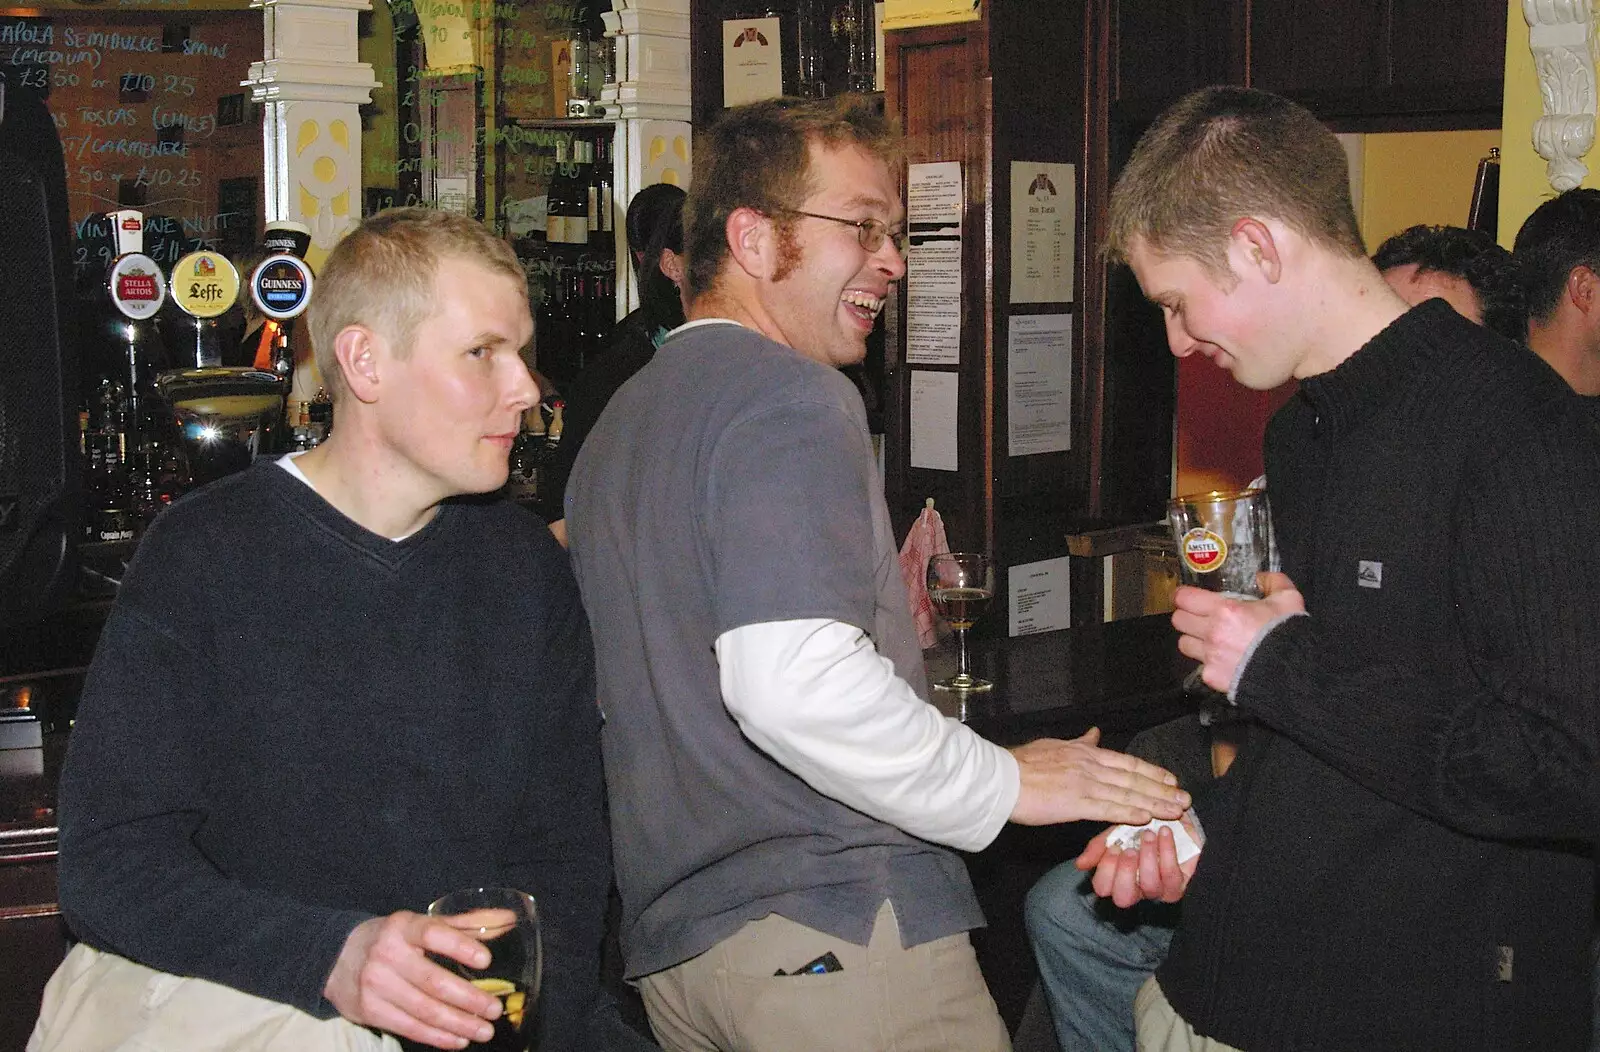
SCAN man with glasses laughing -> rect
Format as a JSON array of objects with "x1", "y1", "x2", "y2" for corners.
[{"x1": 564, "y1": 95, "x2": 1191, "y2": 1052}]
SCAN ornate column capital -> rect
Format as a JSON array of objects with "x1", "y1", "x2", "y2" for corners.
[
  {"x1": 602, "y1": 0, "x2": 691, "y2": 123},
  {"x1": 1524, "y1": 0, "x2": 1598, "y2": 192},
  {"x1": 244, "y1": 0, "x2": 380, "y2": 248}
]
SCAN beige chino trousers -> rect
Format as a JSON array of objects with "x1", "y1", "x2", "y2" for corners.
[
  {"x1": 638, "y1": 899, "x2": 1011, "y2": 1052},
  {"x1": 28, "y1": 944, "x2": 401, "y2": 1052},
  {"x1": 1134, "y1": 976, "x2": 1248, "y2": 1052}
]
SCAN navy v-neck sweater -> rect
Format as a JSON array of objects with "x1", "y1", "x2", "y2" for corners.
[{"x1": 56, "y1": 461, "x2": 610, "y2": 1050}]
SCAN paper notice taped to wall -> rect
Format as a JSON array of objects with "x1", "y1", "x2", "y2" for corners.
[{"x1": 882, "y1": 0, "x2": 981, "y2": 31}]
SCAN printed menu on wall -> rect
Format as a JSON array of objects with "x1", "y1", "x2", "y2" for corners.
[
  {"x1": 1009, "y1": 160, "x2": 1074, "y2": 304},
  {"x1": 722, "y1": 17, "x2": 783, "y2": 107},
  {"x1": 905, "y1": 161, "x2": 963, "y2": 365}
]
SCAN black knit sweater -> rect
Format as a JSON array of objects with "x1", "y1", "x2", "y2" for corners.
[
  {"x1": 1157, "y1": 301, "x2": 1600, "y2": 1051},
  {"x1": 57, "y1": 461, "x2": 613, "y2": 1051}
]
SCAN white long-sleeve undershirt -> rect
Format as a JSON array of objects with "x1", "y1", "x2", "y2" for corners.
[{"x1": 715, "y1": 618, "x2": 1020, "y2": 853}]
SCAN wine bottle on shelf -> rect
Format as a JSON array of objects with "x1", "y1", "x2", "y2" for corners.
[
  {"x1": 545, "y1": 140, "x2": 567, "y2": 245},
  {"x1": 506, "y1": 405, "x2": 544, "y2": 509},
  {"x1": 582, "y1": 140, "x2": 600, "y2": 236},
  {"x1": 572, "y1": 274, "x2": 593, "y2": 373},
  {"x1": 566, "y1": 139, "x2": 590, "y2": 246},
  {"x1": 596, "y1": 137, "x2": 615, "y2": 234}
]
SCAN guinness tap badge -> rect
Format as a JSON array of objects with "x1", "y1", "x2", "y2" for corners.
[
  {"x1": 250, "y1": 254, "x2": 315, "y2": 321},
  {"x1": 171, "y1": 250, "x2": 240, "y2": 319}
]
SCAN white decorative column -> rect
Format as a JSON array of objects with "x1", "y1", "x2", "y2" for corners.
[
  {"x1": 1524, "y1": 0, "x2": 1598, "y2": 192},
  {"x1": 245, "y1": 0, "x2": 381, "y2": 256},
  {"x1": 601, "y1": 0, "x2": 692, "y2": 312}
]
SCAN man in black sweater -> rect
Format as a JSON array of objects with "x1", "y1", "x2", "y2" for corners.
[
  {"x1": 31, "y1": 209, "x2": 647, "y2": 1052},
  {"x1": 1081, "y1": 87, "x2": 1600, "y2": 1050}
]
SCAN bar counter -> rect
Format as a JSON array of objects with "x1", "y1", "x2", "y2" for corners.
[{"x1": 0, "y1": 611, "x2": 1195, "y2": 1044}]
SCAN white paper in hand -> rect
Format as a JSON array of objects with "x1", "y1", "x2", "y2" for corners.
[{"x1": 1104, "y1": 807, "x2": 1205, "y2": 865}]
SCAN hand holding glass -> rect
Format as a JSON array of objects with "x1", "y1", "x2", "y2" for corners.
[
  {"x1": 1167, "y1": 488, "x2": 1274, "y2": 695},
  {"x1": 427, "y1": 887, "x2": 542, "y2": 1052},
  {"x1": 927, "y1": 551, "x2": 994, "y2": 693}
]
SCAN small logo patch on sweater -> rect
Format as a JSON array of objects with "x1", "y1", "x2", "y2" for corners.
[{"x1": 1357, "y1": 560, "x2": 1382, "y2": 589}]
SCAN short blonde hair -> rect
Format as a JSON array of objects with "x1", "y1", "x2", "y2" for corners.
[
  {"x1": 307, "y1": 208, "x2": 526, "y2": 398},
  {"x1": 1107, "y1": 86, "x2": 1364, "y2": 278}
]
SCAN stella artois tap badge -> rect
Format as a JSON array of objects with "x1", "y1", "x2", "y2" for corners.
[
  {"x1": 1180, "y1": 527, "x2": 1228, "y2": 574},
  {"x1": 107, "y1": 252, "x2": 167, "y2": 321},
  {"x1": 171, "y1": 250, "x2": 241, "y2": 319}
]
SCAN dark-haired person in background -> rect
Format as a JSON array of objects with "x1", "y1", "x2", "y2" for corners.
[
  {"x1": 545, "y1": 183, "x2": 687, "y2": 543},
  {"x1": 1514, "y1": 188, "x2": 1600, "y2": 405},
  {"x1": 1372, "y1": 223, "x2": 1526, "y2": 341}
]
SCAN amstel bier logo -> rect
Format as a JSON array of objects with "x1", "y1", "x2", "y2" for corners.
[{"x1": 1180, "y1": 527, "x2": 1227, "y2": 574}]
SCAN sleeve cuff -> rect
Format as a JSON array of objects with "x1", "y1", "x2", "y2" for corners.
[{"x1": 1227, "y1": 610, "x2": 1309, "y2": 702}]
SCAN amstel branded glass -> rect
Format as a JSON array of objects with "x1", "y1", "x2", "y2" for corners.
[{"x1": 1166, "y1": 488, "x2": 1272, "y2": 599}]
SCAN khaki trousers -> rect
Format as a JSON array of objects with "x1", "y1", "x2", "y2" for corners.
[
  {"x1": 638, "y1": 900, "x2": 1011, "y2": 1052},
  {"x1": 28, "y1": 944, "x2": 400, "y2": 1052},
  {"x1": 1135, "y1": 976, "x2": 1247, "y2": 1052}
]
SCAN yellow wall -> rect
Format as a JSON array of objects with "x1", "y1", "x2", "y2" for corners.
[
  {"x1": 1498, "y1": 3, "x2": 1596, "y2": 248},
  {"x1": 1355, "y1": 130, "x2": 1502, "y2": 250}
]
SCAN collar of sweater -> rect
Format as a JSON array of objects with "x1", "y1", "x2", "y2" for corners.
[
  {"x1": 1293, "y1": 299, "x2": 1466, "y2": 434},
  {"x1": 256, "y1": 458, "x2": 462, "y2": 568}
]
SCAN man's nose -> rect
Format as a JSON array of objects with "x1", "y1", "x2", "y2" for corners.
[
  {"x1": 875, "y1": 238, "x2": 907, "y2": 281},
  {"x1": 509, "y1": 359, "x2": 539, "y2": 410},
  {"x1": 1165, "y1": 315, "x2": 1197, "y2": 358}
]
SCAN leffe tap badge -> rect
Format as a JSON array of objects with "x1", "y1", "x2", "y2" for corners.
[
  {"x1": 107, "y1": 252, "x2": 167, "y2": 321},
  {"x1": 171, "y1": 250, "x2": 240, "y2": 319},
  {"x1": 249, "y1": 254, "x2": 315, "y2": 321}
]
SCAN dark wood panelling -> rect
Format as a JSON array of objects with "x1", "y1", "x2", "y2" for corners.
[
  {"x1": 1249, "y1": 0, "x2": 1387, "y2": 97},
  {"x1": 883, "y1": 20, "x2": 990, "y2": 556}
]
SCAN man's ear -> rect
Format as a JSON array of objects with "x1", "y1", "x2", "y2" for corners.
[
  {"x1": 1566, "y1": 265, "x2": 1600, "y2": 317},
  {"x1": 725, "y1": 207, "x2": 775, "y2": 280},
  {"x1": 334, "y1": 325, "x2": 382, "y2": 405},
  {"x1": 658, "y1": 247, "x2": 686, "y2": 287},
  {"x1": 1231, "y1": 217, "x2": 1282, "y2": 283}
]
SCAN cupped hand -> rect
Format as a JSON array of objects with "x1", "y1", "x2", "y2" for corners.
[{"x1": 1075, "y1": 825, "x2": 1198, "y2": 908}]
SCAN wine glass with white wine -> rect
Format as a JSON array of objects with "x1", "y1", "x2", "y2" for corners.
[
  {"x1": 426, "y1": 887, "x2": 542, "y2": 1052},
  {"x1": 927, "y1": 551, "x2": 995, "y2": 693}
]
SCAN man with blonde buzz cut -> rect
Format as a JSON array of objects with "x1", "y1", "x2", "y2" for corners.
[
  {"x1": 32, "y1": 208, "x2": 648, "y2": 1052},
  {"x1": 1079, "y1": 86, "x2": 1600, "y2": 1051}
]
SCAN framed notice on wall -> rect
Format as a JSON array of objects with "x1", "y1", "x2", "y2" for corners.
[{"x1": 723, "y1": 17, "x2": 783, "y2": 107}]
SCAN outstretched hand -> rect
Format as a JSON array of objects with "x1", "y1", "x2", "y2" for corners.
[
  {"x1": 324, "y1": 911, "x2": 503, "y2": 1050},
  {"x1": 1007, "y1": 727, "x2": 1191, "y2": 827}
]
